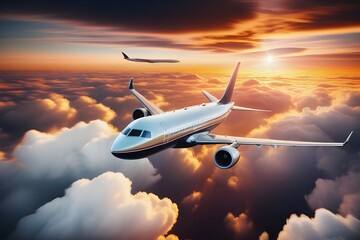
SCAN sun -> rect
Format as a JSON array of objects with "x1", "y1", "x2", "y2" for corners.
[{"x1": 266, "y1": 55, "x2": 274, "y2": 64}]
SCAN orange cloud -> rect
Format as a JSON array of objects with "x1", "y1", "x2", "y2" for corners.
[{"x1": 225, "y1": 212, "x2": 254, "y2": 236}]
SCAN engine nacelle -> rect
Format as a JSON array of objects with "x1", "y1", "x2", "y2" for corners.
[
  {"x1": 214, "y1": 146, "x2": 240, "y2": 169},
  {"x1": 132, "y1": 108, "x2": 150, "y2": 120}
]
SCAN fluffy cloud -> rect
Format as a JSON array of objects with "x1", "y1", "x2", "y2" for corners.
[
  {"x1": 296, "y1": 88, "x2": 332, "y2": 111},
  {"x1": 14, "y1": 120, "x2": 159, "y2": 188},
  {"x1": 0, "y1": 120, "x2": 160, "y2": 239},
  {"x1": 72, "y1": 96, "x2": 116, "y2": 122},
  {"x1": 277, "y1": 208, "x2": 360, "y2": 240},
  {"x1": 11, "y1": 172, "x2": 178, "y2": 240}
]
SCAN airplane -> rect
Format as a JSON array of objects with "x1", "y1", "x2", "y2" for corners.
[
  {"x1": 122, "y1": 52, "x2": 180, "y2": 63},
  {"x1": 111, "y1": 63, "x2": 353, "y2": 169}
]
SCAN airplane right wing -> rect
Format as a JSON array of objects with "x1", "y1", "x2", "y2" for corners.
[
  {"x1": 128, "y1": 78, "x2": 164, "y2": 115},
  {"x1": 189, "y1": 131, "x2": 353, "y2": 148}
]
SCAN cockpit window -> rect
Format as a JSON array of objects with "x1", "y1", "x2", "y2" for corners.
[
  {"x1": 128, "y1": 129, "x2": 142, "y2": 137},
  {"x1": 141, "y1": 130, "x2": 152, "y2": 138},
  {"x1": 122, "y1": 127, "x2": 131, "y2": 136}
]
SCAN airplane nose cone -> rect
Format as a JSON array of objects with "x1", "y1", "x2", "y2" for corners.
[
  {"x1": 111, "y1": 134, "x2": 128, "y2": 153},
  {"x1": 111, "y1": 134, "x2": 146, "y2": 153},
  {"x1": 111, "y1": 133, "x2": 150, "y2": 160}
]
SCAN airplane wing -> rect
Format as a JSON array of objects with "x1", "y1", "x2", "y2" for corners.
[
  {"x1": 189, "y1": 131, "x2": 353, "y2": 147},
  {"x1": 128, "y1": 78, "x2": 164, "y2": 115}
]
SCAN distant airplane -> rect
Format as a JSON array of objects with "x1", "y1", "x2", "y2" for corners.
[
  {"x1": 122, "y1": 52, "x2": 180, "y2": 63},
  {"x1": 111, "y1": 63, "x2": 353, "y2": 169}
]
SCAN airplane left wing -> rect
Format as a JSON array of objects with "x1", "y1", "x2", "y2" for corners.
[
  {"x1": 189, "y1": 131, "x2": 353, "y2": 147},
  {"x1": 128, "y1": 78, "x2": 164, "y2": 115}
]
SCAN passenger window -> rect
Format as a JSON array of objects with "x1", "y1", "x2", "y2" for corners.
[
  {"x1": 141, "y1": 130, "x2": 152, "y2": 138},
  {"x1": 128, "y1": 129, "x2": 142, "y2": 137},
  {"x1": 122, "y1": 127, "x2": 131, "y2": 136}
]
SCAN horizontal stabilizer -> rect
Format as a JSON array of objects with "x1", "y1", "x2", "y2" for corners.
[
  {"x1": 232, "y1": 105, "x2": 271, "y2": 112},
  {"x1": 201, "y1": 90, "x2": 219, "y2": 102}
]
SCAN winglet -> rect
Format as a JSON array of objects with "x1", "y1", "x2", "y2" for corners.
[
  {"x1": 122, "y1": 52, "x2": 129, "y2": 59},
  {"x1": 129, "y1": 78, "x2": 134, "y2": 90},
  {"x1": 219, "y1": 62, "x2": 241, "y2": 104},
  {"x1": 344, "y1": 131, "x2": 353, "y2": 145}
]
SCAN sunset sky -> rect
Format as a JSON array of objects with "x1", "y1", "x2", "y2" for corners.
[
  {"x1": 0, "y1": 0, "x2": 359, "y2": 74},
  {"x1": 1, "y1": 1, "x2": 360, "y2": 240}
]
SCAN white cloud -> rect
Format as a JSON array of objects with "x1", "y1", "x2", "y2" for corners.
[
  {"x1": 0, "y1": 120, "x2": 160, "y2": 238},
  {"x1": 14, "y1": 120, "x2": 160, "y2": 189},
  {"x1": 11, "y1": 172, "x2": 178, "y2": 240},
  {"x1": 277, "y1": 208, "x2": 360, "y2": 240}
]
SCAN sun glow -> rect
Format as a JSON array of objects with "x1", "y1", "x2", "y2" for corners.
[{"x1": 266, "y1": 55, "x2": 274, "y2": 64}]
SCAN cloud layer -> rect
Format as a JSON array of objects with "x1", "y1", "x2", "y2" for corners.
[{"x1": 1, "y1": 71, "x2": 359, "y2": 240}]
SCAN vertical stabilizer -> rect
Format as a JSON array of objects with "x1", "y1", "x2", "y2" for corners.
[
  {"x1": 219, "y1": 62, "x2": 240, "y2": 104},
  {"x1": 122, "y1": 52, "x2": 129, "y2": 59}
]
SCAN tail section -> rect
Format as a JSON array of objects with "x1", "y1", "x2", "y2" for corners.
[
  {"x1": 122, "y1": 52, "x2": 129, "y2": 59},
  {"x1": 219, "y1": 62, "x2": 240, "y2": 104}
]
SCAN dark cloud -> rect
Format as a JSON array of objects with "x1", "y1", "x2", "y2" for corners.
[
  {"x1": 10, "y1": 172, "x2": 177, "y2": 240},
  {"x1": 346, "y1": 93, "x2": 360, "y2": 107},
  {"x1": 68, "y1": 37, "x2": 203, "y2": 51},
  {"x1": 200, "y1": 30, "x2": 257, "y2": 41},
  {"x1": 284, "y1": 1, "x2": 360, "y2": 31},
  {"x1": 306, "y1": 171, "x2": 360, "y2": 218},
  {"x1": 260, "y1": 1, "x2": 360, "y2": 33},
  {"x1": 0, "y1": 0, "x2": 257, "y2": 33}
]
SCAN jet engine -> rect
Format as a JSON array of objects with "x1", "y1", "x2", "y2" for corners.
[
  {"x1": 214, "y1": 146, "x2": 240, "y2": 169},
  {"x1": 132, "y1": 108, "x2": 150, "y2": 120}
]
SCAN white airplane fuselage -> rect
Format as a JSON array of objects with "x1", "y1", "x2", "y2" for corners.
[{"x1": 111, "y1": 102, "x2": 232, "y2": 159}]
